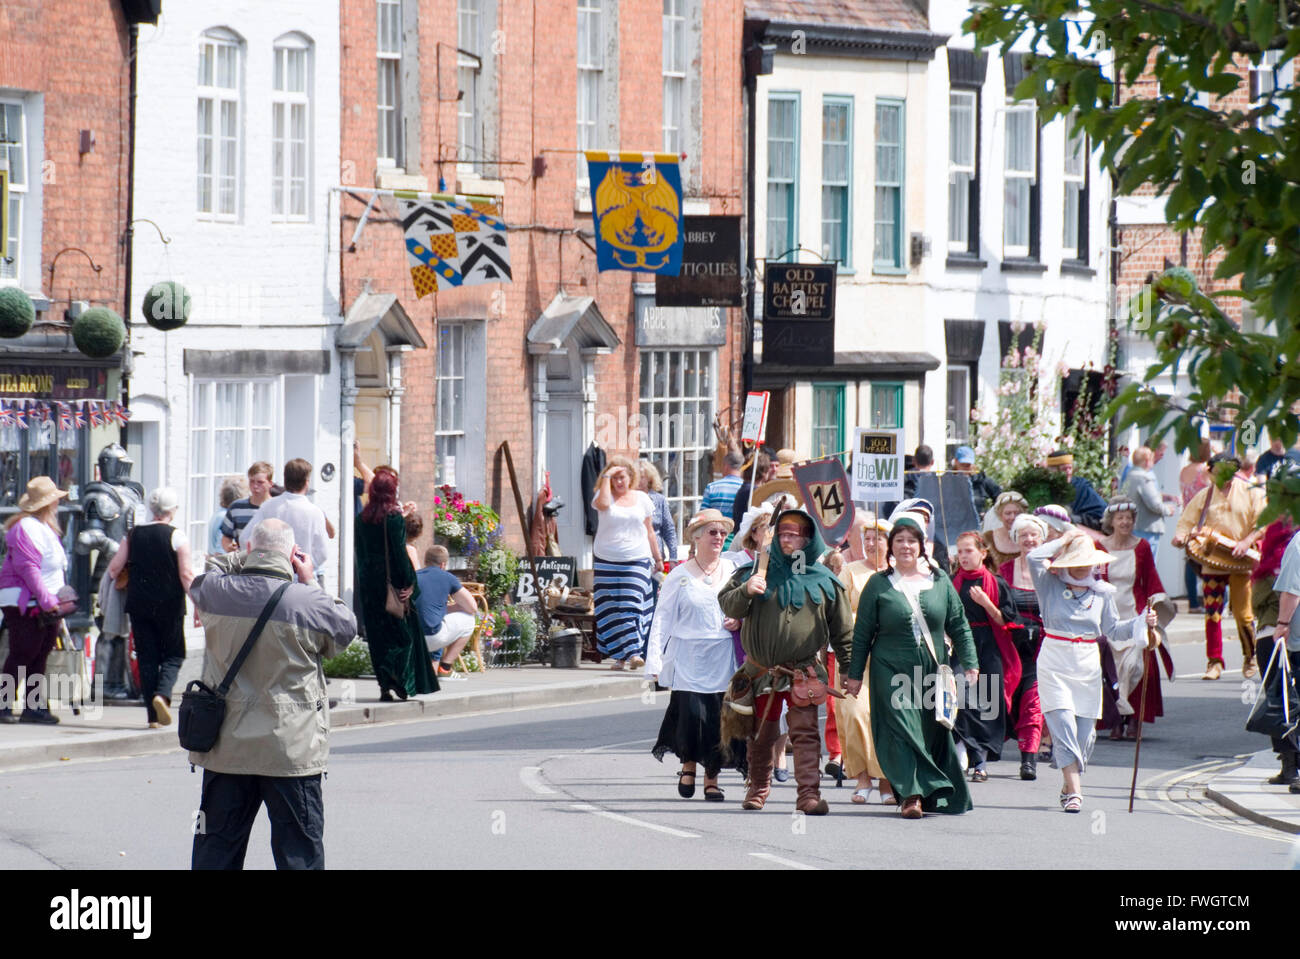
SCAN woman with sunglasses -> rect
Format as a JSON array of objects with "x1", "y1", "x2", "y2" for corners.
[{"x1": 646, "y1": 510, "x2": 743, "y2": 801}]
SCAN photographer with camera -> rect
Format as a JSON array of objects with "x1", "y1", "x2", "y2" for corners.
[{"x1": 188, "y1": 519, "x2": 356, "y2": 870}]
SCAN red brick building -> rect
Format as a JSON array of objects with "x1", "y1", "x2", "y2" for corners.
[
  {"x1": 339, "y1": 0, "x2": 746, "y2": 560},
  {"x1": 0, "y1": 0, "x2": 158, "y2": 605}
]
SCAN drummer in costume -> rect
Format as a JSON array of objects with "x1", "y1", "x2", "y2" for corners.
[
  {"x1": 1171, "y1": 452, "x2": 1265, "y2": 680},
  {"x1": 1026, "y1": 527, "x2": 1159, "y2": 813},
  {"x1": 718, "y1": 509, "x2": 854, "y2": 815}
]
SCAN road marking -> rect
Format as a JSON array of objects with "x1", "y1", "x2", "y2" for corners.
[
  {"x1": 519, "y1": 766, "x2": 557, "y2": 795},
  {"x1": 1140, "y1": 757, "x2": 1292, "y2": 845},
  {"x1": 749, "y1": 852, "x2": 818, "y2": 870},
  {"x1": 580, "y1": 738, "x2": 657, "y2": 753},
  {"x1": 570, "y1": 803, "x2": 699, "y2": 838}
]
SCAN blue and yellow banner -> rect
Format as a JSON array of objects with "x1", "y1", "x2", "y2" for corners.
[{"x1": 584, "y1": 151, "x2": 684, "y2": 274}]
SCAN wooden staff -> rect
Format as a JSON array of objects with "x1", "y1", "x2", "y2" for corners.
[{"x1": 1128, "y1": 606, "x2": 1157, "y2": 813}]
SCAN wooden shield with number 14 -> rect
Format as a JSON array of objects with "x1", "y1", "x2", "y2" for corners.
[{"x1": 792, "y1": 458, "x2": 856, "y2": 548}]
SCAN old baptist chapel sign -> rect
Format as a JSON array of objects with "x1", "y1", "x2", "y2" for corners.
[{"x1": 761, "y1": 263, "x2": 837, "y2": 366}]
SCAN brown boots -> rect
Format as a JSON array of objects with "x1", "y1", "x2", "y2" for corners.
[
  {"x1": 788, "y1": 703, "x2": 829, "y2": 815},
  {"x1": 742, "y1": 709, "x2": 779, "y2": 810}
]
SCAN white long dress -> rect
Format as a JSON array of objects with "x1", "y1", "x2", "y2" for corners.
[{"x1": 1027, "y1": 539, "x2": 1145, "y2": 719}]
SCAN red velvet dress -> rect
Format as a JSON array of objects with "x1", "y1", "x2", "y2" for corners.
[{"x1": 1098, "y1": 538, "x2": 1176, "y2": 726}]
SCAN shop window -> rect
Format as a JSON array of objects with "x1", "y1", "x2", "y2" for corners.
[
  {"x1": 871, "y1": 382, "x2": 903, "y2": 429},
  {"x1": 639, "y1": 348, "x2": 716, "y2": 553},
  {"x1": 189, "y1": 379, "x2": 279, "y2": 564},
  {"x1": 812, "y1": 384, "x2": 844, "y2": 463}
]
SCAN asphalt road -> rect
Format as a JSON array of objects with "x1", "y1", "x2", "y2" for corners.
[{"x1": 0, "y1": 634, "x2": 1293, "y2": 870}]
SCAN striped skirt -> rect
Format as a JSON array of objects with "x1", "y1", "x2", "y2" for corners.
[{"x1": 593, "y1": 555, "x2": 655, "y2": 661}]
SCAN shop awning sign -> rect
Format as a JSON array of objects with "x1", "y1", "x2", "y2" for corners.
[
  {"x1": 792, "y1": 457, "x2": 856, "y2": 547},
  {"x1": 0, "y1": 366, "x2": 110, "y2": 400}
]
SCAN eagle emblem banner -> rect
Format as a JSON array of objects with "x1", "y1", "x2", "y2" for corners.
[
  {"x1": 584, "y1": 152, "x2": 684, "y2": 274},
  {"x1": 399, "y1": 195, "x2": 512, "y2": 298}
]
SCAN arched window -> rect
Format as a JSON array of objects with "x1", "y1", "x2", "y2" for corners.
[
  {"x1": 197, "y1": 28, "x2": 244, "y2": 218},
  {"x1": 272, "y1": 32, "x2": 313, "y2": 220}
]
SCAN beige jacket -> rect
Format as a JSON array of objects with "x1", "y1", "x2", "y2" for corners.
[
  {"x1": 188, "y1": 549, "x2": 357, "y2": 776},
  {"x1": 1175, "y1": 479, "x2": 1264, "y2": 544}
]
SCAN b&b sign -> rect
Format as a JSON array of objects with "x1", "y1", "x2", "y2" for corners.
[
  {"x1": 851, "y1": 428, "x2": 905, "y2": 502},
  {"x1": 513, "y1": 556, "x2": 579, "y2": 604}
]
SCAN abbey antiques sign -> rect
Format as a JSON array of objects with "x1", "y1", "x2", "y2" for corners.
[{"x1": 654, "y1": 216, "x2": 743, "y2": 307}]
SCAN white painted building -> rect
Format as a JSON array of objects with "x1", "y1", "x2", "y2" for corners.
[
  {"x1": 745, "y1": 0, "x2": 1113, "y2": 474},
  {"x1": 924, "y1": 0, "x2": 1112, "y2": 467},
  {"x1": 128, "y1": 2, "x2": 343, "y2": 591}
]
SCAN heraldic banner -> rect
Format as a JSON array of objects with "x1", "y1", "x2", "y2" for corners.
[
  {"x1": 400, "y1": 194, "x2": 513, "y2": 298},
  {"x1": 583, "y1": 152, "x2": 684, "y2": 274}
]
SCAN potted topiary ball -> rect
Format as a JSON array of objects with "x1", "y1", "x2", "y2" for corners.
[
  {"x1": 72, "y1": 307, "x2": 127, "y2": 358},
  {"x1": 0, "y1": 287, "x2": 36, "y2": 338},
  {"x1": 141, "y1": 280, "x2": 191, "y2": 331}
]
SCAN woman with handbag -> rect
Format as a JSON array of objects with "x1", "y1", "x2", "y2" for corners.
[
  {"x1": 0, "y1": 477, "x2": 72, "y2": 724},
  {"x1": 646, "y1": 510, "x2": 744, "y2": 801},
  {"x1": 844, "y1": 514, "x2": 979, "y2": 819},
  {"x1": 355, "y1": 468, "x2": 438, "y2": 701},
  {"x1": 106, "y1": 487, "x2": 195, "y2": 728},
  {"x1": 1026, "y1": 527, "x2": 1159, "y2": 813}
]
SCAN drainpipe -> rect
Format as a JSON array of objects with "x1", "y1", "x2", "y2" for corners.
[
  {"x1": 339, "y1": 348, "x2": 358, "y2": 606},
  {"x1": 742, "y1": 27, "x2": 774, "y2": 395},
  {"x1": 120, "y1": 21, "x2": 139, "y2": 446}
]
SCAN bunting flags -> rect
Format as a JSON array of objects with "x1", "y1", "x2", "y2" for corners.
[
  {"x1": 584, "y1": 151, "x2": 684, "y2": 274},
  {"x1": 400, "y1": 195, "x2": 512, "y2": 299},
  {"x1": 0, "y1": 399, "x2": 130, "y2": 431}
]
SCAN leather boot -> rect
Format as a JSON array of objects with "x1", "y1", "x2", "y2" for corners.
[
  {"x1": 1241, "y1": 624, "x2": 1259, "y2": 680},
  {"x1": 787, "y1": 703, "x2": 829, "y2": 815},
  {"x1": 743, "y1": 710, "x2": 781, "y2": 810},
  {"x1": 1019, "y1": 750, "x2": 1037, "y2": 781},
  {"x1": 1269, "y1": 751, "x2": 1299, "y2": 786}
]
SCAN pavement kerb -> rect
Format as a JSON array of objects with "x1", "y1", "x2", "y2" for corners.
[
  {"x1": 0, "y1": 674, "x2": 648, "y2": 773},
  {"x1": 1204, "y1": 749, "x2": 1300, "y2": 836}
]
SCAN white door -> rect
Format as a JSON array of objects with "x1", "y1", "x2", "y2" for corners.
[{"x1": 545, "y1": 396, "x2": 585, "y2": 559}]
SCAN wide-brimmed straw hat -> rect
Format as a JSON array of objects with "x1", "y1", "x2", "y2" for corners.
[
  {"x1": 17, "y1": 476, "x2": 69, "y2": 513},
  {"x1": 686, "y1": 508, "x2": 734, "y2": 540},
  {"x1": 736, "y1": 502, "x2": 775, "y2": 546},
  {"x1": 1048, "y1": 535, "x2": 1117, "y2": 569}
]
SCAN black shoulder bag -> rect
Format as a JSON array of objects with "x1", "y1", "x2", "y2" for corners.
[{"x1": 178, "y1": 581, "x2": 292, "y2": 752}]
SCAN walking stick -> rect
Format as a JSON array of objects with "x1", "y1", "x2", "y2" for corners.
[{"x1": 1128, "y1": 606, "x2": 1157, "y2": 813}]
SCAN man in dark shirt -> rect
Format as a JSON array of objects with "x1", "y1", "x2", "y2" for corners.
[
  {"x1": 1046, "y1": 450, "x2": 1107, "y2": 529},
  {"x1": 414, "y1": 545, "x2": 480, "y2": 679},
  {"x1": 1255, "y1": 439, "x2": 1300, "y2": 483}
]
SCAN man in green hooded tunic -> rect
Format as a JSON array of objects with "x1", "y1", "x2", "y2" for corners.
[{"x1": 719, "y1": 509, "x2": 854, "y2": 814}]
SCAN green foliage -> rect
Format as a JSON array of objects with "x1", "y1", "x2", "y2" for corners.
[
  {"x1": 475, "y1": 546, "x2": 520, "y2": 602},
  {"x1": 323, "y1": 639, "x2": 372, "y2": 678},
  {"x1": 499, "y1": 603, "x2": 538, "y2": 653},
  {"x1": 1008, "y1": 466, "x2": 1076, "y2": 511},
  {"x1": 72, "y1": 307, "x2": 126, "y2": 358},
  {"x1": 968, "y1": 0, "x2": 1300, "y2": 523},
  {"x1": 0, "y1": 287, "x2": 35, "y2": 338},
  {"x1": 970, "y1": 323, "x2": 1060, "y2": 487},
  {"x1": 142, "y1": 281, "x2": 191, "y2": 331}
]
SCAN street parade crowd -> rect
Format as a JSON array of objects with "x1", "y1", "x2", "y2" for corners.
[{"x1": 609, "y1": 442, "x2": 1300, "y2": 819}]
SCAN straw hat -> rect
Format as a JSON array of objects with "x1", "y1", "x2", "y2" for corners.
[
  {"x1": 17, "y1": 476, "x2": 68, "y2": 513},
  {"x1": 685, "y1": 508, "x2": 734, "y2": 540},
  {"x1": 735, "y1": 502, "x2": 775, "y2": 546},
  {"x1": 1048, "y1": 535, "x2": 1117, "y2": 569}
]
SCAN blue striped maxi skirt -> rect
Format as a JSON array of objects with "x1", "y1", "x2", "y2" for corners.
[{"x1": 593, "y1": 555, "x2": 655, "y2": 661}]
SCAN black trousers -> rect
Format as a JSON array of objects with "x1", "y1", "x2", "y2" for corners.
[
  {"x1": 130, "y1": 610, "x2": 184, "y2": 723},
  {"x1": 192, "y1": 770, "x2": 324, "y2": 870}
]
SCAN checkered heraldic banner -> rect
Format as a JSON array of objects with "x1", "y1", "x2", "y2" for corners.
[{"x1": 400, "y1": 196, "x2": 513, "y2": 298}]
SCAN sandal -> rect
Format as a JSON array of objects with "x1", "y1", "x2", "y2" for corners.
[
  {"x1": 703, "y1": 784, "x2": 725, "y2": 802},
  {"x1": 610, "y1": 660, "x2": 625, "y2": 671},
  {"x1": 677, "y1": 770, "x2": 696, "y2": 799},
  {"x1": 1062, "y1": 792, "x2": 1082, "y2": 813},
  {"x1": 879, "y1": 791, "x2": 897, "y2": 806},
  {"x1": 851, "y1": 787, "x2": 875, "y2": 805},
  {"x1": 970, "y1": 767, "x2": 988, "y2": 783}
]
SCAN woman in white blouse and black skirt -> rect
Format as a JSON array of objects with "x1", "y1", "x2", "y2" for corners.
[{"x1": 646, "y1": 510, "x2": 744, "y2": 801}]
